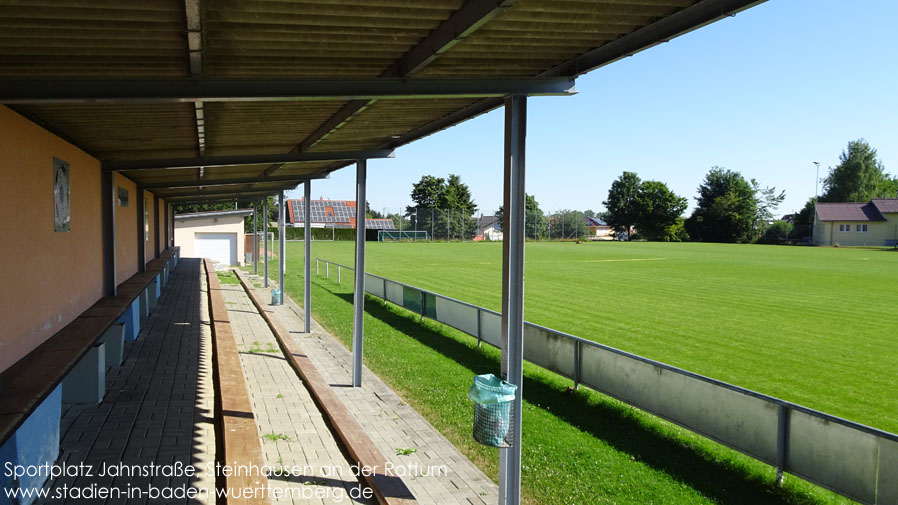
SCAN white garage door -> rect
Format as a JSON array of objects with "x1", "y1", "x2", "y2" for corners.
[{"x1": 194, "y1": 233, "x2": 237, "y2": 266}]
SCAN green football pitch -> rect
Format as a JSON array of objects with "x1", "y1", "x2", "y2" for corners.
[
  {"x1": 256, "y1": 240, "x2": 896, "y2": 504},
  {"x1": 291, "y1": 240, "x2": 897, "y2": 434}
]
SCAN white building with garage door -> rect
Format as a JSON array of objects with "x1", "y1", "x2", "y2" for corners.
[{"x1": 174, "y1": 209, "x2": 252, "y2": 267}]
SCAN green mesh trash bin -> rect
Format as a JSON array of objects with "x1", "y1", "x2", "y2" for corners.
[{"x1": 468, "y1": 374, "x2": 517, "y2": 448}]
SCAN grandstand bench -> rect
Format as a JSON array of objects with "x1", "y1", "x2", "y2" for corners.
[{"x1": 0, "y1": 247, "x2": 179, "y2": 505}]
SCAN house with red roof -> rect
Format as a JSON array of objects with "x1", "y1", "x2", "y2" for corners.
[{"x1": 813, "y1": 199, "x2": 898, "y2": 246}]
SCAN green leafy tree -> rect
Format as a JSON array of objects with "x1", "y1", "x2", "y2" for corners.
[
  {"x1": 603, "y1": 171, "x2": 641, "y2": 240},
  {"x1": 820, "y1": 139, "x2": 892, "y2": 202},
  {"x1": 548, "y1": 210, "x2": 587, "y2": 239},
  {"x1": 876, "y1": 177, "x2": 898, "y2": 199},
  {"x1": 496, "y1": 194, "x2": 547, "y2": 239},
  {"x1": 794, "y1": 197, "x2": 816, "y2": 226},
  {"x1": 366, "y1": 201, "x2": 384, "y2": 219},
  {"x1": 685, "y1": 167, "x2": 757, "y2": 243},
  {"x1": 758, "y1": 220, "x2": 794, "y2": 244},
  {"x1": 631, "y1": 181, "x2": 688, "y2": 241},
  {"x1": 406, "y1": 174, "x2": 478, "y2": 239},
  {"x1": 174, "y1": 196, "x2": 276, "y2": 233},
  {"x1": 752, "y1": 180, "x2": 786, "y2": 224}
]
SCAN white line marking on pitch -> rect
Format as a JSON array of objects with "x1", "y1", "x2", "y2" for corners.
[{"x1": 578, "y1": 257, "x2": 667, "y2": 263}]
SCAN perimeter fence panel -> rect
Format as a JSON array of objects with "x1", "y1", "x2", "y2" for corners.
[
  {"x1": 578, "y1": 342, "x2": 780, "y2": 465},
  {"x1": 879, "y1": 437, "x2": 898, "y2": 504},
  {"x1": 433, "y1": 296, "x2": 479, "y2": 337},
  {"x1": 384, "y1": 279, "x2": 403, "y2": 306},
  {"x1": 786, "y1": 409, "x2": 879, "y2": 503},
  {"x1": 366, "y1": 274, "x2": 385, "y2": 298},
  {"x1": 479, "y1": 310, "x2": 502, "y2": 347},
  {"x1": 315, "y1": 257, "x2": 898, "y2": 505},
  {"x1": 522, "y1": 324, "x2": 577, "y2": 380},
  {"x1": 402, "y1": 285, "x2": 423, "y2": 313}
]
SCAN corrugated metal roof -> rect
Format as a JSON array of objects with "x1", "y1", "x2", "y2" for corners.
[
  {"x1": 872, "y1": 199, "x2": 898, "y2": 214},
  {"x1": 816, "y1": 203, "x2": 885, "y2": 222},
  {"x1": 0, "y1": 0, "x2": 766, "y2": 204}
]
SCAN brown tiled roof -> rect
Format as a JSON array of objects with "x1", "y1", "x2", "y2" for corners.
[
  {"x1": 816, "y1": 202, "x2": 885, "y2": 222},
  {"x1": 872, "y1": 199, "x2": 898, "y2": 214}
]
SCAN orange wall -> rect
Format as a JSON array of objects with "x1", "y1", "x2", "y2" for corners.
[
  {"x1": 0, "y1": 106, "x2": 104, "y2": 374},
  {"x1": 114, "y1": 173, "x2": 138, "y2": 285}
]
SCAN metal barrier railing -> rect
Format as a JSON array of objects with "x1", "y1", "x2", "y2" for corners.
[{"x1": 315, "y1": 258, "x2": 898, "y2": 505}]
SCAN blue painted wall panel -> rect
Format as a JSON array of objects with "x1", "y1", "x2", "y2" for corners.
[
  {"x1": 12, "y1": 385, "x2": 61, "y2": 505},
  {"x1": 117, "y1": 299, "x2": 140, "y2": 341},
  {"x1": 0, "y1": 434, "x2": 17, "y2": 505}
]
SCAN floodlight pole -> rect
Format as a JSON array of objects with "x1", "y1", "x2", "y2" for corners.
[
  {"x1": 253, "y1": 202, "x2": 258, "y2": 275},
  {"x1": 499, "y1": 95, "x2": 526, "y2": 505},
  {"x1": 813, "y1": 161, "x2": 820, "y2": 200},
  {"x1": 277, "y1": 190, "x2": 286, "y2": 304},
  {"x1": 352, "y1": 159, "x2": 367, "y2": 387},
  {"x1": 303, "y1": 181, "x2": 311, "y2": 333}
]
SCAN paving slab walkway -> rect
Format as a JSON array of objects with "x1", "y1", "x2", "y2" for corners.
[
  {"x1": 238, "y1": 272, "x2": 499, "y2": 505},
  {"x1": 36, "y1": 258, "x2": 216, "y2": 505},
  {"x1": 218, "y1": 280, "x2": 374, "y2": 505}
]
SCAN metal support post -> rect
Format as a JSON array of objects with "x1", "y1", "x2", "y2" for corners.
[
  {"x1": 253, "y1": 203, "x2": 258, "y2": 275},
  {"x1": 163, "y1": 201, "x2": 169, "y2": 252},
  {"x1": 776, "y1": 405, "x2": 790, "y2": 485},
  {"x1": 263, "y1": 198, "x2": 269, "y2": 287},
  {"x1": 476, "y1": 310, "x2": 482, "y2": 347},
  {"x1": 278, "y1": 190, "x2": 286, "y2": 305},
  {"x1": 499, "y1": 95, "x2": 526, "y2": 505},
  {"x1": 101, "y1": 172, "x2": 117, "y2": 296},
  {"x1": 352, "y1": 159, "x2": 367, "y2": 387},
  {"x1": 153, "y1": 195, "x2": 160, "y2": 258},
  {"x1": 304, "y1": 181, "x2": 311, "y2": 332},
  {"x1": 137, "y1": 190, "x2": 146, "y2": 272}
]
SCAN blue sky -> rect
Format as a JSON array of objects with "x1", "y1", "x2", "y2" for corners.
[{"x1": 289, "y1": 0, "x2": 898, "y2": 218}]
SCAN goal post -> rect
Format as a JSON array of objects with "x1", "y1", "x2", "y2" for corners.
[{"x1": 377, "y1": 230, "x2": 430, "y2": 242}]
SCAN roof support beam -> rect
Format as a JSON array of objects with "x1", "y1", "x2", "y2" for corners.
[
  {"x1": 185, "y1": 0, "x2": 206, "y2": 157},
  {"x1": 165, "y1": 189, "x2": 283, "y2": 202},
  {"x1": 103, "y1": 149, "x2": 394, "y2": 172},
  {"x1": 542, "y1": 0, "x2": 766, "y2": 77},
  {"x1": 0, "y1": 78, "x2": 575, "y2": 105},
  {"x1": 273, "y1": 0, "x2": 517, "y2": 174},
  {"x1": 316, "y1": 0, "x2": 764, "y2": 177},
  {"x1": 172, "y1": 196, "x2": 274, "y2": 207},
  {"x1": 138, "y1": 173, "x2": 329, "y2": 190},
  {"x1": 384, "y1": 0, "x2": 517, "y2": 77}
]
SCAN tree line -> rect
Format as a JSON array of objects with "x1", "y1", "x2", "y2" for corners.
[
  {"x1": 603, "y1": 139, "x2": 895, "y2": 244},
  {"x1": 174, "y1": 140, "x2": 893, "y2": 244}
]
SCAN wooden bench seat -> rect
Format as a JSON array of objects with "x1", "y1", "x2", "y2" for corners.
[
  {"x1": 204, "y1": 259, "x2": 269, "y2": 505},
  {"x1": 0, "y1": 247, "x2": 179, "y2": 447}
]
